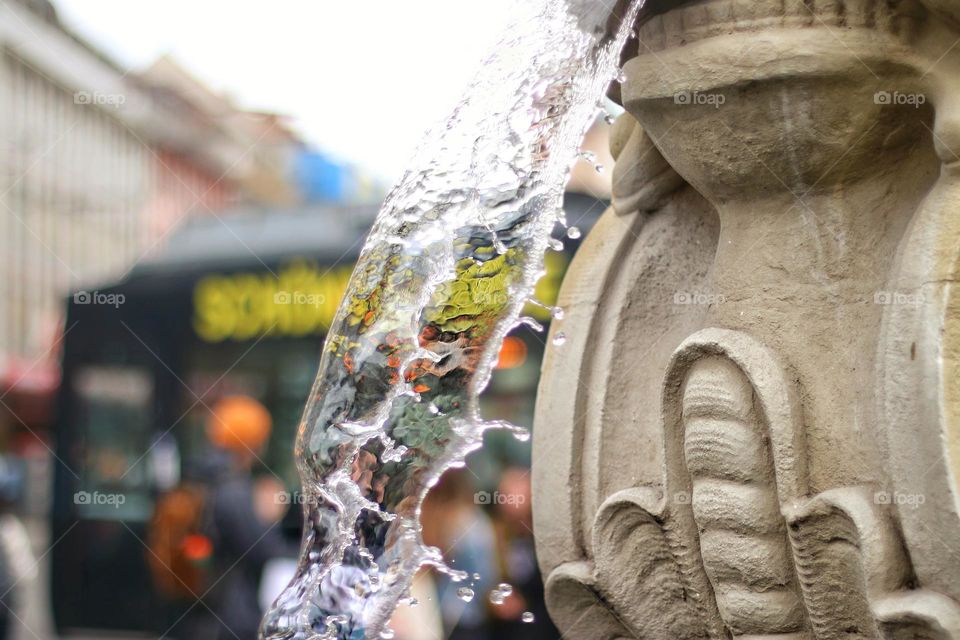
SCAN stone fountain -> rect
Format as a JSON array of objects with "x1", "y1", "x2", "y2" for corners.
[{"x1": 533, "y1": 1, "x2": 960, "y2": 638}]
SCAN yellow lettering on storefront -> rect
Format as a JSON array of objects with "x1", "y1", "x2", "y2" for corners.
[
  {"x1": 193, "y1": 251, "x2": 570, "y2": 343},
  {"x1": 193, "y1": 261, "x2": 354, "y2": 342}
]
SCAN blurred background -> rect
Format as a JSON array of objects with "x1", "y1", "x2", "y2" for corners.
[{"x1": 0, "y1": 1, "x2": 615, "y2": 638}]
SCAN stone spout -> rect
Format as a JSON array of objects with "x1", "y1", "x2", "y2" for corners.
[{"x1": 533, "y1": 1, "x2": 960, "y2": 639}]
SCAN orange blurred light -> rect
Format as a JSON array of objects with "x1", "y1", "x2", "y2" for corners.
[
  {"x1": 496, "y1": 336, "x2": 528, "y2": 370},
  {"x1": 181, "y1": 534, "x2": 214, "y2": 562}
]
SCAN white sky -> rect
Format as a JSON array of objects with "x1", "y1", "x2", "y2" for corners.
[{"x1": 54, "y1": 1, "x2": 521, "y2": 182}]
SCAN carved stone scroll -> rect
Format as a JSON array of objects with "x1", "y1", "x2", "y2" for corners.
[{"x1": 539, "y1": 328, "x2": 960, "y2": 640}]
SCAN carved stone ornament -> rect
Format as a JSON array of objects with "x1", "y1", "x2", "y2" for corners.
[{"x1": 532, "y1": 1, "x2": 960, "y2": 638}]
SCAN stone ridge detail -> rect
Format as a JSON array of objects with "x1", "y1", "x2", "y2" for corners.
[
  {"x1": 682, "y1": 357, "x2": 806, "y2": 637},
  {"x1": 637, "y1": 0, "x2": 923, "y2": 52}
]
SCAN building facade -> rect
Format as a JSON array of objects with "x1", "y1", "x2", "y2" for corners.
[{"x1": 0, "y1": 0, "x2": 302, "y2": 422}]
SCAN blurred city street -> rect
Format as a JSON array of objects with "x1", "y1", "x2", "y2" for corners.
[{"x1": 0, "y1": 0, "x2": 614, "y2": 637}]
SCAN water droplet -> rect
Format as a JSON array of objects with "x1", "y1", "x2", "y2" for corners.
[
  {"x1": 566, "y1": 226, "x2": 581, "y2": 239},
  {"x1": 593, "y1": 163, "x2": 604, "y2": 173},
  {"x1": 578, "y1": 150, "x2": 597, "y2": 163},
  {"x1": 551, "y1": 306, "x2": 564, "y2": 320},
  {"x1": 604, "y1": 113, "x2": 616, "y2": 125},
  {"x1": 408, "y1": 597, "x2": 419, "y2": 607},
  {"x1": 427, "y1": 403, "x2": 440, "y2": 415},
  {"x1": 472, "y1": 572, "x2": 481, "y2": 581},
  {"x1": 552, "y1": 332, "x2": 567, "y2": 346},
  {"x1": 380, "y1": 629, "x2": 395, "y2": 639},
  {"x1": 629, "y1": 29, "x2": 638, "y2": 39},
  {"x1": 548, "y1": 237, "x2": 564, "y2": 251},
  {"x1": 489, "y1": 590, "x2": 506, "y2": 606},
  {"x1": 457, "y1": 587, "x2": 475, "y2": 603},
  {"x1": 522, "y1": 611, "x2": 536, "y2": 623},
  {"x1": 498, "y1": 583, "x2": 514, "y2": 597},
  {"x1": 617, "y1": 70, "x2": 627, "y2": 83}
]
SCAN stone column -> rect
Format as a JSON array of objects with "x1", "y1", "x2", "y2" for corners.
[{"x1": 533, "y1": 2, "x2": 960, "y2": 638}]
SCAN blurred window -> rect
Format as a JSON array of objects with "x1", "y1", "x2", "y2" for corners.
[{"x1": 73, "y1": 366, "x2": 154, "y2": 521}]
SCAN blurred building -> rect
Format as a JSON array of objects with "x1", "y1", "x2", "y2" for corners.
[
  {"x1": 0, "y1": 0, "x2": 332, "y2": 432},
  {"x1": 137, "y1": 55, "x2": 301, "y2": 238}
]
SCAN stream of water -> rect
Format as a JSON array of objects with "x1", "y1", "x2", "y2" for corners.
[{"x1": 260, "y1": 2, "x2": 642, "y2": 638}]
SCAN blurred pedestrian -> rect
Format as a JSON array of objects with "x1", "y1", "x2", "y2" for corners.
[
  {"x1": 0, "y1": 455, "x2": 32, "y2": 640},
  {"x1": 386, "y1": 569, "x2": 443, "y2": 640},
  {"x1": 490, "y1": 466, "x2": 558, "y2": 639},
  {"x1": 148, "y1": 395, "x2": 292, "y2": 640},
  {"x1": 202, "y1": 395, "x2": 293, "y2": 640},
  {"x1": 421, "y1": 467, "x2": 497, "y2": 640}
]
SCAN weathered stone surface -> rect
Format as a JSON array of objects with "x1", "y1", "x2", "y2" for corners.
[{"x1": 534, "y1": 1, "x2": 960, "y2": 638}]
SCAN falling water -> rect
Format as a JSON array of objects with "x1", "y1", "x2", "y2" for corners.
[{"x1": 260, "y1": 1, "x2": 643, "y2": 638}]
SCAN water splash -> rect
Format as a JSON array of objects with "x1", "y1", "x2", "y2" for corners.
[{"x1": 260, "y1": 2, "x2": 642, "y2": 638}]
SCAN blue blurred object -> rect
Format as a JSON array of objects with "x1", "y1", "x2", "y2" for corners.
[
  {"x1": 294, "y1": 150, "x2": 353, "y2": 202},
  {"x1": 0, "y1": 456, "x2": 25, "y2": 507}
]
